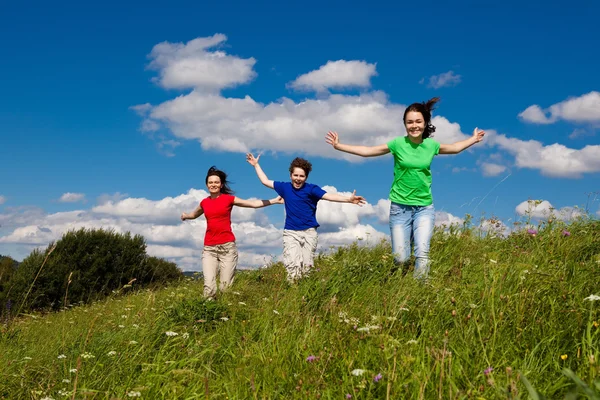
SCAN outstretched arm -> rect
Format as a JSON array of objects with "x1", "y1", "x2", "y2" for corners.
[
  {"x1": 326, "y1": 131, "x2": 390, "y2": 158},
  {"x1": 439, "y1": 128, "x2": 486, "y2": 155},
  {"x1": 234, "y1": 196, "x2": 284, "y2": 208},
  {"x1": 321, "y1": 190, "x2": 366, "y2": 205},
  {"x1": 181, "y1": 204, "x2": 203, "y2": 221},
  {"x1": 246, "y1": 153, "x2": 275, "y2": 189}
]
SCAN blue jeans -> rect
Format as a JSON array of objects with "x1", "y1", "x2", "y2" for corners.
[{"x1": 389, "y1": 202, "x2": 435, "y2": 280}]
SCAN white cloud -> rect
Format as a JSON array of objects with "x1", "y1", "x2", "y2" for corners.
[
  {"x1": 515, "y1": 200, "x2": 584, "y2": 220},
  {"x1": 481, "y1": 162, "x2": 507, "y2": 177},
  {"x1": 97, "y1": 192, "x2": 129, "y2": 205},
  {"x1": 59, "y1": 193, "x2": 86, "y2": 203},
  {"x1": 426, "y1": 71, "x2": 461, "y2": 89},
  {"x1": 318, "y1": 224, "x2": 387, "y2": 249},
  {"x1": 148, "y1": 34, "x2": 257, "y2": 91},
  {"x1": 519, "y1": 91, "x2": 600, "y2": 124},
  {"x1": 0, "y1": 195, "x2": 5, "y2": 205},
  {"x1": 489, "y1": 131, "x2": 600, "y2": 178},
  {"x1": 434, "y1": 211, "x2": 463, "y2": 227},
  {"x1": 288, "y1": 60, "x2": 377, "y2": 92}
]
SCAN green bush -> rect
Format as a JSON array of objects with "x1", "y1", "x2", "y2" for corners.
[{"x1": 1, "y1": 228, "x2": 182, "y2": 316}]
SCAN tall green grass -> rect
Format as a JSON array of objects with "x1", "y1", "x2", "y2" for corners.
[{"x1": 1, "y1": 219, "x2": 599, "y2": 399}]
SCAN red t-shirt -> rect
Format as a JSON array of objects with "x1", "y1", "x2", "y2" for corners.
[{"x1": 200, "y1": 194, "x2": 236, "y2": 246}]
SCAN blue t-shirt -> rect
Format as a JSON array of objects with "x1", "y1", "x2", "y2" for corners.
[{"x1": 273, "y1": 181, "x2": 326, "y2": 230}]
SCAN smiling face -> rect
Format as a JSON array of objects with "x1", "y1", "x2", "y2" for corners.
[
  {"x1": 206, "y1": 175, "x2": 223, "y2": 195},
  {"x1": 404, "y1": 111, "x2": 426, "y2": 141},
  {"x1": 290, "y1": 167, "x2": 307, "y2": 189}
]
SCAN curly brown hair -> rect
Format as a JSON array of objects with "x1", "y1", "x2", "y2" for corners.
[{"x1": 289, "y1": 157, "x2": 312, "y2": 177}]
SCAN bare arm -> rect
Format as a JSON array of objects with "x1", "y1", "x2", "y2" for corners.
[
  {"x1": 326, "y1": 131, "x2": 390, "y2": 157},
  {"x1": 321, "y1": 190, "x2": 366, "y2": 205},
  {"x1": 181, "y1": 204, "x2": 203, "y2": 221},
  {"x1": 234, "y1": 196, "x2": 284, "y2": 208},
  {"x1": 246, "y1": 153, "x2": 275, "y2": 189},
  {"x1": 439, "y1": 128, "x2": 486, "y2": 155}
]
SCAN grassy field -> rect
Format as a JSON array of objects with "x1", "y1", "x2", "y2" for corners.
[{"x1": 1, "y1": 218, "x2": 599, "y2": 399}]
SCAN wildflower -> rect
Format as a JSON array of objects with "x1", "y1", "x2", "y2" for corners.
[
  {"x1": 118, "y1": 325, "x2": 125, "y2": 328},
  {"x1": 484, "y1": 367, "x2": 493, "y2": 376},
  {"x1": 132, "y1": 324, "x2": 139, "y2": 328},
  {"x1": 351, "y1": 369, "x2": 365, "y2": 376},
  {"x1": 593, "y1": 321, "x2": 599, "y2": 328},
  {"x1": 346, "y1": 394, "x2": 352, "y2": 399},
  {"x1": 561, "y1": 354, "x2": 568, "y2": 360},
  {"x1": 69, "y1": 368, "x2": 77, "y2": 373},
  {"x1": 165, "y1": 331, "x2": 179, "y2": 337},
  {"x1": 58, "y1": 390, "x2": 70, "y2": 396},
  {"x1": 233, "y1": 291, "x2": 241, "y2": 295},
  {"x1": 121, "y1": 315, "x2": 128, "y2": 319},
  {"x1": 129, "y1": 341, "x2": 138, "y2": 345},
  {"x1": 57, "y1": 354, "x2": 67, "y2": 359},
  {"x1": 398, "y1": 307, "x2": 409, "y2": 311},
  {"x1": 406, "y1": 339, "x2": 418, "y2": 345},
  {"x1": 127, "y1": 391, "x2": 142, "y2": 397},
  {"x1": 220, "y1": 317, "x2": 229, "y2": 321},
  {"x1": 562, "y1": 230, "x2": 571, "y2": 237},
  {"x1": 238, "y1": 302, "x2": 246, "y2": 306},
  {"x1": 81, "y1": 352, "x2": 95, "y2": 359},
  {"x1": 62, "y1": 379, "x2": 71, "y2": 383},
  {"x1": 306, "y1": 355, "x2": 317, "y2": 362},
  {"x1": 23, "y1": 356, "x2": 32, "y2": 360},
  {"x1": 40, "y1": 397, "x2": 55, "y2": 400},
  {"x1": 584, "y1": 295, "x2": 600, "y2": 302},
  {"x1": 374, "y1": 373, "x2": 383, "y2": 382},
  {"x1": 273, "y1": 310, "x2": 280, "y2": 315},
  {"x1": 107, "y1": 351, "x2": 117, "y2": 356},
  {"x1": 527, "y1": 229, "x2": 537, "y2": 236},
  {"x1": 182, "y1": 333, "x2": 190, "y2": 339},
  {"x1": 489, "y1": 259, "x2": 497, "y2": 264}
]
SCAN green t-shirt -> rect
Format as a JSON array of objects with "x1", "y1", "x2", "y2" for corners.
[{"x1": 387, "y1": 136, "x2": 440, "y2": 206}]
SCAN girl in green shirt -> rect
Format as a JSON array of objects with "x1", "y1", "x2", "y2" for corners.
[{"x1": 325, "y1": 97, "x2": 485, "y2": 280}]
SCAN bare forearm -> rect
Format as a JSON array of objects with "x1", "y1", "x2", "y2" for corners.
[
  {"x1": 253, "y1": 164, "x2": 274, "y2": 188},
  {"x1": 322, "y1": 193, "x2": 352, "y2": 203},
  {"x1": 335, "y1": 143, "x2": 378, "y2": 157},
  {"x1": 235, "y1": 197, "x2": 281, "y2": 208},
  {"x1": 447, "y1": 137, "x2": 478, "y2": 154}
]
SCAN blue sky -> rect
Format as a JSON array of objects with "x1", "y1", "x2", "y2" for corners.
[{"x1": 1, "y1": 0, "x2": 599, "y2": 270}]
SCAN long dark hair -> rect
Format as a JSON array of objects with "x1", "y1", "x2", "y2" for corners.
[
  {"x1": 205, "y1": 166, "x2": 234, "y2": 195},
  {"x1": 403, "y1": 97, "x2": 440, "y2": 139}
]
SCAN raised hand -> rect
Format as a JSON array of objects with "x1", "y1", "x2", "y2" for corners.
[
  {"x1": 325, "y1": 131, "x2": 340, "y2": 148},
  {"x1": 349, "y1": 190, "x2": 366, "y2": 205},
  {"x1": 473, "y1": 127, "x2": 486, "y2": 143},
  {"x1": 246, "y1": 153, "x2": 260, "y2": 166}
]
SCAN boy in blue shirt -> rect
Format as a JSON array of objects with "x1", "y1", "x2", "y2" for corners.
[{"x1": 246, "y1": 154, "x2": 366, "y2": 283}]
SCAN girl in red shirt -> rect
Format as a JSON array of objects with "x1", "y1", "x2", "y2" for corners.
[{"x1": 181, "y1": 166, "x2": 283, "y2": 298}]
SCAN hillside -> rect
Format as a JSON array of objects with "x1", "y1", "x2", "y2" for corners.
[{"x1": 0, "y1": 220, "x2": 599, "y2": 399}]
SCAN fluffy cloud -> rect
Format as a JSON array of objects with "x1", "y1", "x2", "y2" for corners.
[
  {"x1": 481, "y1": 162, "x2": 507, "y2": 177},
  {"x1": 488, "y1": 131, "x2": 600, "y2": 178},
  {"x1": 59, "y1": 193, "x2": 86, "y2": 203},
  {"x1": 147, "y1": 34, "x2": 257, "y2": 91},
  {"x1": 0, "y1": 195, "x2": 5, "y2": 205},
  {"x1": 519, "y1": 91, "x2": 600, "y2": 124},
  {"x1": 515, "y1": 200, "x2": 584, "y2": 220},
  {"x1": 434, "y1": 211, "x2": 463, "y2": 227},
  {"x1": 425, "y1": 71, "x2": 462, "y2": 89},
  {"x1": 288, "y1": 60, "x2": 377, "y2": 92}
]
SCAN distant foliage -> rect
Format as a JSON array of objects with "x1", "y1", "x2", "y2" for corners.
[{"x1": 0, "y1": 228, "x2": 182, "y2": 316}]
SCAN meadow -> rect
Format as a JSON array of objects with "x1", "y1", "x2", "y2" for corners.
[{"x1": 1, "y1": 217, "x2": 599, "y2": 399}]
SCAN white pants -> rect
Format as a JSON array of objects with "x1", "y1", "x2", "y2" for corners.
[
  {"x1": 202, "y1": 241, "x2": 238, "y2": 298},
  {"x1": 282, "y1": 228, "x2": 318, "y2": 282}
]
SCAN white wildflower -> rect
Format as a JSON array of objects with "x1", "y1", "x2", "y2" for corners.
[
  {"x1": 81, "y1": 352, "x2": 95, "y2": 359},
  {"x1": 351, "y1": 369, "x2": 366, "y2": 376},
  {"x1": 132, "y1": 324, "x2": 139, "y2": 328},
  {"x1": 165, "y1": 331, "x2": 179, "y2": 337},
  {"x1": 69, "y1": 368, "x2": 77, "y2": 373},
  {"x1": 387, "y1": 317, "x2": 398, "y2": 321},
  {"x1": 23, "y1": 356, "x2": 32, "y2": 360},
  {"x1": 118, "y1": 325, "x2": 125, "y2": 328},
  {"x1": 398, "y1": 307, "x2": 409, "y2": 311},
  {"x1": 107, "y1": 351, "x2": 117, "y2": 356},
  {"x1": 57, "y1": 354, "x2": 67, "y2": 359},
  {"x1": 584, "y1": 295, "x2": 600, "y2": 302},
  {"x1": 40, "y1": 397, "x2": 54, "y2": 400},
  {"x1": 406, "y1": 339, "x2": 418, "y2": 345},
  {"x1": 357, "y1": 324, "x2": 381, "y2": 333},
  {"x1": 489, "y1": 259, "x2": 497, "y2": 264},
  {"x1": 121, "y1": 315, "x2": 128, "y2": 319},
  {"x1": 220, "y1": 317, "x2": 229, "y2": 321},
  {"x1": 127, "y1": 391, "x2": 142, "y2": 397},
  {"x1": 58, "y1": 389, "x2": 70, "y2": 396},
  {"x1": 238, "y1": 302, "x2": 246, "y2": 306},
  {"x1": 233, "y1": 291, "x2": 241, "y2": 295},
  {"x1": 273, "y1": 310, "x2": 280, "y2": 315},
  {"x1": 62, "y1": 379, "x2": 70, "y2": 383},
  {"x1": 129, "y1": 341, "x2": 138, "y2": 345},
  {"x1": 182, "y1": 333, "x2": 189, "y2": 339}
]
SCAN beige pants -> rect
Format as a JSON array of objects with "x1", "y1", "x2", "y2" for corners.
[
  {"x1": 282, "y1": 228, "x2": 318, "y2": 282},
  {"x1": 202, "y1": 241, "x2": 238, "y2": 298}
]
